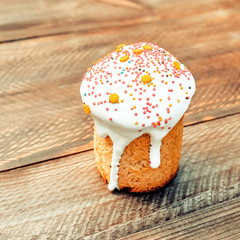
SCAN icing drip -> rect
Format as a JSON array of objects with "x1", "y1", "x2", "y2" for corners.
[
  {"x1": 149, "y1": 137, "x2": 162, "y2": 169},
  {"x1": 80, "y1": 42, "x2": 195, "y2": 191},
  {"x1": 108, "y1": 145, "x2": 123, "y2": 191}
]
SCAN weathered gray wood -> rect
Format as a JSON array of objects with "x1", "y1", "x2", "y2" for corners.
[
  {"x1": 119, "y1": 197, "x2": 240, "y2": 240},
  {"x1": 0, "y1": 114, "x2": 239, "y2": 239},
  {"x1": 1, "y1": 12, "x2": 240, "y2": 171}
]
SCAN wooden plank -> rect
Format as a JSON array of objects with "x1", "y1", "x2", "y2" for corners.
[
  {"x1": 0, "y1": 2, "x2": 239, "y2": 170},
  {"x1": 119, "y1": 197, "x2": 240, "y2": 240},
  {"x1": 0, "y1": 0, "x2": 239, "y2": 42},
  {"x1": 0, "y1": 114, "x2": 239, "y2": 239}
]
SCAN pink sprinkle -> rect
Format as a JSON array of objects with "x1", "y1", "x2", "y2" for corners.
[
  {"x1": 147, "y1": 116, "x2": 150, "y2": 119},
  {"x1": 168, "y1": 127, "x2": 171, "y2": 129},
  {"x1": 142, "y1": 124, "x2": 145, "y2": 127},
  {"x1": 134, "y1": 113, "x2": 138, "y2": 116},
  {"x1": 106, "y1": 108, "x2": 109, "y2": 111},
  {"x1": 156, "y1": 113, "x2": 159, "y2": 116},
  {"x1": 109, "y1": 118, "x2": 112, "y2": 121},
  {"x1": 115, "y1": 109, "x2": 117, "y2": 111}
]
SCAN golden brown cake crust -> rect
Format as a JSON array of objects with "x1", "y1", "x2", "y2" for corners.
[{"x1": 94, "y1": 117, "x2": 184, "y2": 193}]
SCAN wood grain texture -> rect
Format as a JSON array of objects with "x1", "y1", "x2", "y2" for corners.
[
  {"x1": 120, "y1": 197, "x2": 240, "y2": 240},
  {"x1": 0, "y1": 114, "x2": 239, "y2": 239},
  {"x1": 1, "y1": 3, "x2": 240, "y2": 171},
  {"x1": 0, "y1": 0, "x2": 239, "y2": 42}
]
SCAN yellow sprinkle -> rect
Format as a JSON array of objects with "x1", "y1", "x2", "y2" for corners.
[
  {"x1": 146, "y1": 71, "x2": 148, "y2": 73},
  {"x1": 141, "y1": 75, "x2": 152, "y2": 84},
  {"x1": 100, "y1": 79, "x2": 102, "y2": 82},
  {"x1": 143, "y1": 44, "x2": 153, "y2": 51},
  {"x1": 169, "y1": 104, "x2": 172, "y2": 107},
  {"x1": 173, "y1": 61, "x2": 181, "y2": 70},
  {"x1": 135, "y1": 122, "x2": 138, "y2": 125},
  {"x1": 180, "y1": 87, "x2": 183, "y2": 90},
  {"x1": 133, "y1": 48, "x2": 143, "y2": 55},
  {"x1": 130, "y1": 85, "x2": 132, "y2": 87},
  {"x1": 130, "y1": 93, "x2": 133, "y2": 96},
  {"x1": 83, "y1": 104, "x2": 91, "y2": 114},
  {"x1": 116, "y1": 44, "x2": 126, "y2": 49},
  {"x1": 159, "y1": 99, "x2": 162, "y2": 102},
  {"x1": 186, "y1": 92, "x2": 188, "y2": 94},
  {"x1": 120, "y1": 55, "x2": 129, "y2": 62},
  {"x1": 133, "y1": 98, "x2": 135, "y2": 100},
  {"x1": 177, "y1": 99, "x2": 180, "y2": 103},
  {"x1": 109, "y1": 93, "x2": 119, "y2": 104}
]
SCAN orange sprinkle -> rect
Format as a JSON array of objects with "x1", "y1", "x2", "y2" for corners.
[
  {"x1": 143, "y1": 44, "x2": 153, "y2": 51},
  {"x1": 141, "y1": 75, "x2": 152, "y2": 84},
  {"x1": 169, "y1": 104, "x2": 172, "y2": 107},
  {"x1": 83, "y1": 104, "x2": 91, "y2": 114},
  {"x1": 120, "y1": 55, "x2": 129, "y2": 62},
  {"x1": 109, "y1": 93, "x2": 119, "y2": 104},
  {"x1": 135, "y1": 122, "x2": 138, "y2": 125},
  {"x1": 173, "y1": 61, "x2": 181, "y2": 70},
  {"x1": 133, "y1": 48, "x2": 143, "y2": 55},
  {"x1": 180, "y1": 87, "x2": 183, "y2": 90},
  {"x1": 159, "y1": 99, "x2": 162, "y2": 102},
  {"x1": 159, "y1": 116, "x2": 163, "y2": 121},
  {"x1": 177, "y1": 99, "x2": 180, "y2": 103},
  {"x1": 116, "y1": 44, "x2": 126, "y2": 49}
]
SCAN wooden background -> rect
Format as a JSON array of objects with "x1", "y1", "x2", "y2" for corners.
[{"x1": 0, "y1": 0, "x2": 240, "y2": 239}]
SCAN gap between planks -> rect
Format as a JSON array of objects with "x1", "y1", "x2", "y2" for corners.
[{"x1": 1, "y1": 112, "x2": 238, "y2": 174}]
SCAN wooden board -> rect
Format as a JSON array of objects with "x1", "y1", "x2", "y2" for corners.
[
  {"x1": 1, "y1": 14, "x2": 240, "y2": 171},
  {"x1": 120, "y1": 197, "x2": 240, "y2": 240},
  {"x1": 1, "y1": 0, "x2": 239, "y2": 42},
  {"x1": 0, "y1": 114, "x2": 239, "y2": 239}
]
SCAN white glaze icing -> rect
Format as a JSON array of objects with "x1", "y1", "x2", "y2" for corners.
[{"x1": 80, "y1": 42, "x2": 195, "y2": 191}]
